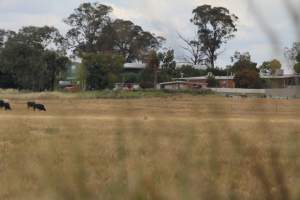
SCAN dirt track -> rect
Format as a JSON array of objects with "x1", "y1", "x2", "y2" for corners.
[{"x1": 0, "y1": 114, "x2": 300, "y2": 125}]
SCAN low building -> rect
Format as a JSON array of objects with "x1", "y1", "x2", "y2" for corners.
[
  {"x1": 174, "y1": 75, "x2": 236, "y2": 88},
  {"x1": 159, "y1": 81, "x2": 189, "y2": 90},
  {"x1": 123, "y1": 63, "x2": 146, "y2": 73},
  {"x1": 159, "y1": 81, "x2": 208, "y2": 90},
  {"x1": 261, "y1": 74, "x2": 300, "y2": 88},
  {"x1": 216, "y1": 76, "x2": 236, "y2": 88},
  {"x1": 123, "y1": 62, "x2": 208, "y2": 73},
  {"x1": 173, "y1": 74, "x2": 300, "y2": 89},
  {"x1": 58, "y1": 62, "x2": 81, "y2": 90},
  {"x1": 114, "y1": 83, "x2": 140, "y2": 91},
  {"x1": 176, "y1": 62, "x2": 208, "y2": 70}
]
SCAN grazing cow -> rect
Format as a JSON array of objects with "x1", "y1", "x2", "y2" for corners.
[
  {"x1": 3, "y1": 102, "x2": 11, "y2": 110},
  {"x1": 34, "y1": 104, "x2": 46, "y2": 111},
  {"x1": 27, "y1": 101, "x2": 36, "y2": 110},
  {"x1": 0, "y1": 100, "x2": 4, "y2": 108},
  {"x1": 0, "y1": 100, "x2": 11, "y2": 110}
]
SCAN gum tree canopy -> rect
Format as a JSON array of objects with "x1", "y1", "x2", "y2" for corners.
[
  {"x1": 64, "y1": 2, "x2": 163, "y2": 61},
  {"x1": 260, "y1": 59, "x2": 282, "y2": 75},
  {"x1": 0, "y1": 26, "x2": 69, "y2": 91},
  {"x1": 108, "y1": 19, "x2": 163, "y2": 62},
  {"x1": 191, "y1": 5, "x2": 238, "y2": 68},
  {"x1": 64, "y1": 3, "x2": 113, "y2": 54},
  {"x1": 229, "y1": 51, "x2": 262, "y2": 89}
]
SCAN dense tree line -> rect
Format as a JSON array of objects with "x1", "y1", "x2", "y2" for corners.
[
  {"x1": 0, "y1": 27, "x2": 69, "y2": 91},
  {"x1": 0, "y1": 2, "x2": 240, "y2": 91},
  {"x1": 80, "y1": 53, "x2": 124, "y2": 90},
  {"x1": 1, "y1": 1, "x2": 296, "y2": 91},
  {"x1": 65, "y1": 3, "x2": 164, "y2": 90},
  {"x1": 0, "y1": 2, "x2": 163, "y2": 91},
  {"x1": 64, "y1": 3, "x2": 163, "y2": 62}
]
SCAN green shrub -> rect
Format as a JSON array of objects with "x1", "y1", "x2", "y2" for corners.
[
  {"x1": 207, "y1": 76, "x2": 219, "y2": 88},
  {"x1": 294, "y1": 63, "x2": 300, "y2": 74}
]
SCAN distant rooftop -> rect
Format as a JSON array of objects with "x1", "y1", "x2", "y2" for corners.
[
  {"x1": 176, "y1": 62, "x2": 207, "y2": 70},
  {"x1": 124, "y1": 63, "x2": 146, "y2": 69},
  {"x1": 175, "y1": 74, "x2": 300, "y2": 81},
  {"x1": 123, "y1": 62, "x2": 208, "y2": 70},
  {"x1": 176, "y1": 76, "x2": 235, "y2": 81},
  {"x1": 261, "y1": 74, "x2": 300, "y2": 79}
]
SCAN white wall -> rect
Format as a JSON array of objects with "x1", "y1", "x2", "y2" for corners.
[
  {"x1": 211, "y1": 87, "x2": 300, "y2": 98},
  {"x1": 211, "y1": 88, "x2": 266, "y2": 94},
  {"x1": 266, "y1": 86, "x2": 300, "y2": 98}
]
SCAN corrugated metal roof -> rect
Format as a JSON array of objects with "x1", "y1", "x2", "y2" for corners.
[
  {"x1": 261, "y1": 74, "x2": 300, "y2": 79},
  {"x1": 176, "y1": 62, "x2": 208, "y2": 70},
  {"x1": 124, "y1": 63, "x2": 146, "y2": 69},
  {"x1": 215, "y1": 76, "x2": 235, "y2": 80},
  {"x1": 160, "y1": 81, "x2": 187, "y2": 85},
  {"x1": 175, "y1": 76, "x2": 235, "y2": 81},
  {"x1": 124, "y1": 62, "x2": 209, "y2": 70}
]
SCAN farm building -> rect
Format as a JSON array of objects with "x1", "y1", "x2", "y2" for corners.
[
  {"x1": 176, "y1": 62, "x2": 208, "y2": 70},
  {"x1": 123, "y1": 62, "x2": 208, "y2": 74},
  {"x1": 169, "y1": 74, "x2": 300, "y2": 89},
  {"x1": 173, "y1": 75, "x2": 236, "y2": 88},
  {"x1": 58, "y1": 62, "x2": 81, "y2": 91},
  {"x1": 159, "y1": 81, "x2": 208, "y2": 90},
  {"x1": 123, "y1": 63, "x2": 146, "y2": 73},
  {"x1": 261, "y1": 74, "x2": 300, "y2": 88},
  {"x1": 114, "y1": 83, "x2": 140, "y2": 91}
]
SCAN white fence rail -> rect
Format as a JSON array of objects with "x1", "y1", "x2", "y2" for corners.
[
  {"x1": 211, "y1": 88, "x2": 266, "y2": 94},
  {"x1": 211, "y1": 87, "x2": 300, "y2": 98},
  {"x1": 266, "y1": 87, "x2": 300, "y2": 98}
]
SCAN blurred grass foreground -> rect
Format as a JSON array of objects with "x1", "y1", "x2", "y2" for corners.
[{"x1": 1, "y1": 91, "x2": 300, "y2": 200}]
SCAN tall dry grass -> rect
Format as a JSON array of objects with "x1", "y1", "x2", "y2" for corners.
[{"x1": 0, "y1": 95, "x2": 300, "y2": 199}]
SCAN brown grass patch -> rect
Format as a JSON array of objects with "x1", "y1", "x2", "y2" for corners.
[{"x1": 0, "y1": 95, "x2": 300, "y2": 199}]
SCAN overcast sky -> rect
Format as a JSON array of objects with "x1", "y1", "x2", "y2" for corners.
[{"x1": 0, "y1": 0, "x2": 299, "y2": 70}]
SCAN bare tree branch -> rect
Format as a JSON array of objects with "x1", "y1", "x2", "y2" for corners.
[{"x1": 177, "y1": 32, "x2": 205, "y2": 65}]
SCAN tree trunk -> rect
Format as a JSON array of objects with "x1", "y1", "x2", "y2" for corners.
[
  {"x1": 51, "y1": 71, "x2": 56, "y2": 91},
  {"x1": 154, "y1": 61, "x2": 160, "y2": 89},
  {"x1": 154, "y1": 69, "x2": 158, "y2": 89},
  {"x1": 210, "y1": 56, "x2": 215, "y2": 69}
]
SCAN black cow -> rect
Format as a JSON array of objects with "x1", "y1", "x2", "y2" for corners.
[
  {"x1": 34, "y1": 104, "x2": 46, "y2": 111},
  {"x1": 0, "y1": 100, "x2": 4, "y2": 108},
  {"x1": 3, "y1": 102, "x2": 11, "y2": 110},
  {"x1": 0, "y1": 100, "x2": 12, "y2": 110},
  {"x1": 27, "y1": 101, "x2": 36, "y2": 110}
]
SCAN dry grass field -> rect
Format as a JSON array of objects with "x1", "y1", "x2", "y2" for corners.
[{"x1": 1, "y1": 93, "x2": 300, "y2": 200}]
